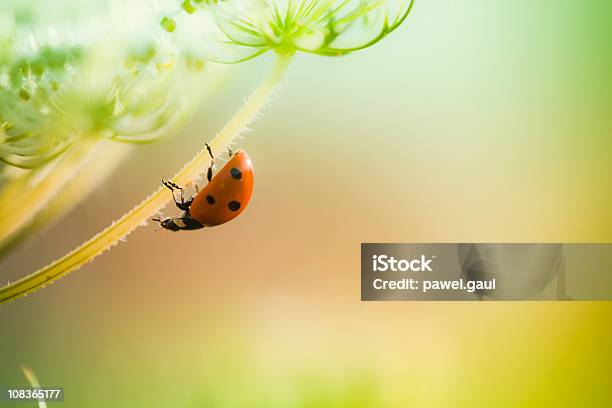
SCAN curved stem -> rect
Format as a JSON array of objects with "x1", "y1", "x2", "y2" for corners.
[
  {"x1": 0, "y1": 138, "x2": 102, "y2": 253},
  {"x1": 0, "y1": 142, "x2": 133, "y2": 260},
  {"x1": 0, "y1": 52, "x2": 294, "y2": 304}
]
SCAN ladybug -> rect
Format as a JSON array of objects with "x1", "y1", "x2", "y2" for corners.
[{"x1": 153, "y1": 143, "x2": 254, "y2": 231}]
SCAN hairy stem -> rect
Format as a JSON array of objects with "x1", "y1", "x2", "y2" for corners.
[
  {"x1": 0, "y1": 138, "x2": 102, "y2": 253},
  {"x1": 0, "y1": 142, "x2": 133, "y2": 260},
  {"x1": 0, "y1": 52, "x2": 294, "y2": 304}
]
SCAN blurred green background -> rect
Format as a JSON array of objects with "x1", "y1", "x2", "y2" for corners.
[{"x1": 1, "y1": 0, "x2": 611, "y2": 407}]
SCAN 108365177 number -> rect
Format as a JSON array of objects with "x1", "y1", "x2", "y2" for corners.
[{"x1": 4, "y1": 387, "x2": 64, "y2": 402}]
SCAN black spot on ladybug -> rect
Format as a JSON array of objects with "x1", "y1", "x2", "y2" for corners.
[
  {"x1": 230, "y1": 167, "x2": 242, "y2": 180},
  {"x1": 228, "y1": 201, "x2": 241, "y2": 211},
  {"x1": 206, "y1": 195, "x2": 216, "y2": 205}
]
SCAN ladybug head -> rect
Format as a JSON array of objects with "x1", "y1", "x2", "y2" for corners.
[
  {"x1": 161, "y1": 219, "x2": 180, "y2": 231},
  {"x1": 152, "y1": 216, "x2": 180, "y2": 232}
]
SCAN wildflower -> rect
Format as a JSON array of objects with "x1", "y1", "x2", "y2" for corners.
[
  {"x1": 167, "y1": 0, "x2": 414, "y2": 62},
  {"x1": 1, "y1": 0, "x2": 415, "y2": 303},
  {"x1": 0, "y1": 1, "x2": 213, "y2": 265}
]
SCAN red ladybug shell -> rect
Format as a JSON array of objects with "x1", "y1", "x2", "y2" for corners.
[{"x1": 190, "y1": 150, "x2": 254, "y2": 227}]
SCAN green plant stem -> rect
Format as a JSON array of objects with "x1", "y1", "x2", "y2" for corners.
[
  {"x1": 0, "y1": 65, "x2": 224, "y2": 261},
  {"x1": 0, "y1": 138, "x2": 102, "y2": 252},
  {"x1": 0, "y1": 51, "x2": 294, "y2": 304},
  {"x1": 0, "y1": 142, "x2": 133, "y2": 260}
]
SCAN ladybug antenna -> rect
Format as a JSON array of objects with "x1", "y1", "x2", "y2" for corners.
[{"x1": 151, "y1": 217, "x2": 164, "y2": 232}]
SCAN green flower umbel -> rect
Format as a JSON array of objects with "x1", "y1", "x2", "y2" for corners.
[
  {"x1": 0, "y1": 29, "x2": 195, "y2": 169},
  {"x1": 0, "y1": 1, "x2": 210, "y2": 263},
  {"x1": 166, "y1": 0, "x2": 414, "y2": 62}
]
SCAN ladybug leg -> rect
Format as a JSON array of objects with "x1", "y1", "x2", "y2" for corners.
[
  {"x1": 177, "y1": 189, "x2": 194, "y2": 212},
  {"x1": 227, "y1": 146, "x2": 233, "y2": 158},
  {"x1": 205, "y1": 143, "x2": 215, "y2": 182},
  {"x1": 206, "y1": 163, "x2": 214, "y2": 183},
  {"x1": 161, "y1": 178, "x2": 193, "y2": 212},
  {"x1": 161, "y1": 178, "x2": 182, "y2": 192}
]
